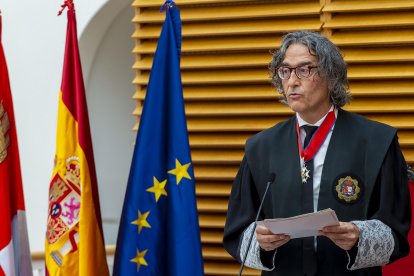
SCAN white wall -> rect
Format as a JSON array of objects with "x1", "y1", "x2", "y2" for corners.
[
  {"x1": 84, "y1": 4, "x2": 135, "y2": 245},
  {"x1": 0, "y1": 0, "x2": 134, "y2": 251}
]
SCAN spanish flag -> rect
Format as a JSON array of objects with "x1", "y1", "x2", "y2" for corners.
[
  {"x1": 0, "y1": 14, "x2": 33, "y2": 276},
  {"x1": 45, "y1": 2, "x2": 109, "y2": 275}
]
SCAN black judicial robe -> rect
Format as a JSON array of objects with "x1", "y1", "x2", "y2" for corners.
[{"x1": 223, "y1": 108, "x2": 411, "y2": 276}]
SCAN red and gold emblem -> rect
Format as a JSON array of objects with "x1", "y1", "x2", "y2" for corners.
[
  {"x1": 0, "y1": 102, "x2": 10, "y2": 163},
  {"x1": 46, "y1": 156, "x2": 81, "y2": 264},
  {"x1": 335, "y1": 176, "x2": 360, "y2": 203}
]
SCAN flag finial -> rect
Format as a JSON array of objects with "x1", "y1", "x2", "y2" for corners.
[
  {"x1": 58, "y1": 0, "x2": 75, "y2": 16},
  {"x1": 160, "y1": 0, "x2": 176, "y2": 12}
]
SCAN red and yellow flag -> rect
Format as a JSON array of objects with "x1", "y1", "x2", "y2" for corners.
[
  {"x1": 0, "y1": 15, "x2": 33, "y2": 276},
  {"x1": 45, "y1": 2, "x2": 109, "y2": 275}
]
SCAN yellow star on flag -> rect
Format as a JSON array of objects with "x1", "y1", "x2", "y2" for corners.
[
  {"x1": 130, "y1": 248, "x2": 148, "y2": 272},
  {"x1": 168, "y1": 159, "x2": 192, "y2": 185},
  {"x1": 131, "y1": 210, "x2": 151, "y2": 233},
  {"x1": 146, "y1": 176, "x2": 167, "y2": 202}
]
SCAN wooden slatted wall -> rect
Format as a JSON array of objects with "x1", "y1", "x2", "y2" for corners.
[
  {"x1": 323, "y1": 0, "x2": 414, "y2": 167},
  {"x1": 131, "y1": 0, "x2": 414, "y2": 275}
]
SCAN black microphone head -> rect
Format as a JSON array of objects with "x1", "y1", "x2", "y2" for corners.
[{"x1": 268, "y1": 173, "x2": 276, "y2": 184}]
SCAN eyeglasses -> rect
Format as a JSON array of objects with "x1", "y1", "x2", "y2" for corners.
[{"x1": 277, "y1": 65, "x2": 318, "y2": 80}]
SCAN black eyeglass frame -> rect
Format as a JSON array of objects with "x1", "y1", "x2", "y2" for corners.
[{"x1": 277, "y1": 65, "x2": 318, "y2": 80}]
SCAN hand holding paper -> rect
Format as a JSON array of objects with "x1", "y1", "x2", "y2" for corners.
[{"x1": 257, "y1": 208, "x2": 339, "y2": 239}]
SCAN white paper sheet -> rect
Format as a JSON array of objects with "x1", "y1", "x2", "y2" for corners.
[{"x1": 256, "y1": 208, "x2": 339, "y2": 239}]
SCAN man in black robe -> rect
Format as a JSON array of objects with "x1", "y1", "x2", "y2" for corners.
[{"x1": 223, "y1": 31, "x2": 411, "y2": 275}]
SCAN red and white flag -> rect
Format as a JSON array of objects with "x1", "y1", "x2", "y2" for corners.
[{"x1": 0, "y1": 15, "x2": 33, "y2": 276}]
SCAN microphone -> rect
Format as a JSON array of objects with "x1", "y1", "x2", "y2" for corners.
[{"x1": 238, "y1": 173, "x2": 276, "y2": 276}]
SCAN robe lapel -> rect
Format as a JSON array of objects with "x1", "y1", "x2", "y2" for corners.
[{"x1": 269, "y1": 117, "x2": 303, "y2": 218}]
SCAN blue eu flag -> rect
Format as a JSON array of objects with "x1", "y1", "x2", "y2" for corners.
[{"x1": 113, "y1": 2, "x2": 204, "y2": 275}]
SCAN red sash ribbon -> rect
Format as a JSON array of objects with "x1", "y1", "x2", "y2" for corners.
[{"x1": 296, "y1": 111, "x2": 336, "y2": 162}]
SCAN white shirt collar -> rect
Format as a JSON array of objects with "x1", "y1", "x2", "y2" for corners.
[{"x1": 296, "y1": 105, "x2": 336, "y2": 128}]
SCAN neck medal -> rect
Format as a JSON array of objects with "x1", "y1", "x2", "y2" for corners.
[
  {"x1": 296, "y1": 111, "x2": 336, "y2": 183},
  {"x1": 301, "y1": 162, "x2": 311, "y2": 183}
]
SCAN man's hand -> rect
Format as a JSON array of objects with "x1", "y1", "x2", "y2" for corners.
[
  {"x1": 256, "y1": 225, "x2": 290, "y2": 251},
  {"x1": 320, "y1": 222, "x2": 360, "y2": 250}
]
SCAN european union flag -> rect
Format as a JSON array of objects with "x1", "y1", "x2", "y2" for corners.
[{"x1": 113, "y1": 1, "x2": 204, "y2": 275}]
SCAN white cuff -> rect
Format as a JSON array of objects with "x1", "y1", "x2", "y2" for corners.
[
  {"x1": 239, "y1": 222, "x2": 276, "y2": 271},
  {"x1": 347, "y1": 219, "x2": 394, "y2": 270}
]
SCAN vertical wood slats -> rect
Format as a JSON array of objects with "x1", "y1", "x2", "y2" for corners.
[{"x1": 131, "y1": 0, "x2": 414, "y2": 274}]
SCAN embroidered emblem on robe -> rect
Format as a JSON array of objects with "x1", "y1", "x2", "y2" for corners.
[{"x1": 334, "y1": 174, "x2": 362, "y2": 204}]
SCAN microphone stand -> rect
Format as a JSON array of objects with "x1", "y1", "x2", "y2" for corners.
[{"x1": 238, "y1": 174, "x2": 275, "y2": 276}]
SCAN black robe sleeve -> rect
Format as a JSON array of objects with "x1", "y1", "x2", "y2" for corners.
[
  {"x1": 223, "y1": 156, "x2": 261, "y2": 263},
  {"x1": 350, "y1": 135, "x2": 411, "y2": 269},
  {"x1": 373, "y1": 135, "x2": 411, "y2": 262}
]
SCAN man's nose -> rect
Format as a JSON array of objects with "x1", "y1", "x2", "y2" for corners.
[{"x1": 287, "y1": 69, "x2": 300, "y2": 85}]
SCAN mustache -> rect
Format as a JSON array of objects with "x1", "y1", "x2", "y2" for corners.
[{"x1": 287, "y1": 88, "x2": 304, "y2": 95}]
